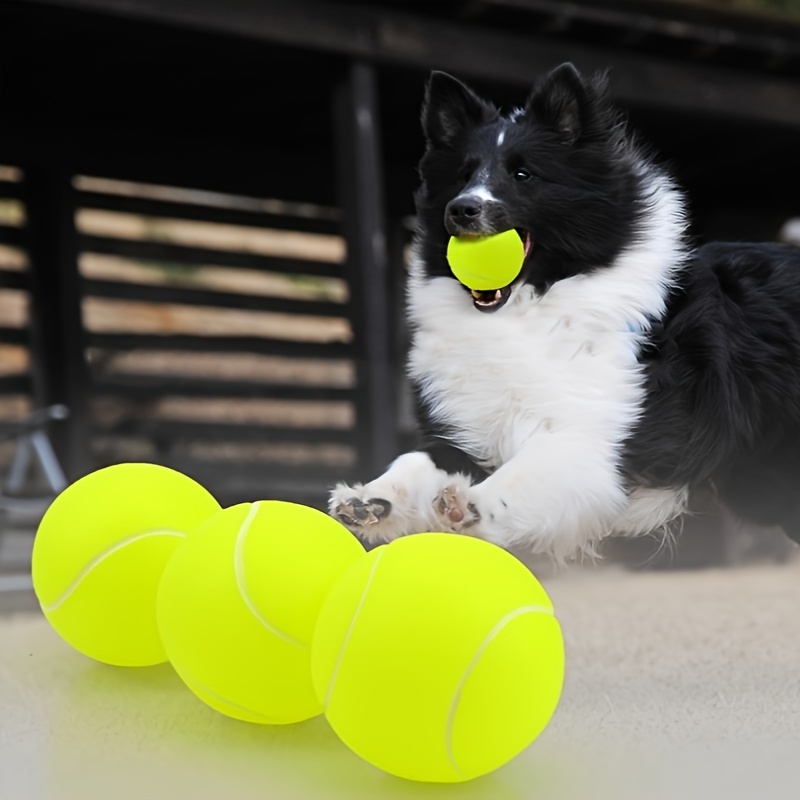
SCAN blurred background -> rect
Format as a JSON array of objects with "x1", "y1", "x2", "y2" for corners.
[{"x1": 2, "y1": 0, "x2": 800, "y2": 604}]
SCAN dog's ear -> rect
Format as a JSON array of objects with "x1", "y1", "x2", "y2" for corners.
[
  {"x1": 525, "y1": 63, "x2": 592, "y2": 144},
  {"x1": 422, "y1": 71, "x2": 495, "y2": 148}
]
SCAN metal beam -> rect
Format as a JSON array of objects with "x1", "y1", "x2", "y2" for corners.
[
  {"x1": 334, "y1": 61, "x2": 396, "y2": 477},
  {"x1": 24, "y1": 165, "x2": 93, "y2": 479},
  {"x1": 16, "y1": 0, "x2": 800, "y2": 128}
]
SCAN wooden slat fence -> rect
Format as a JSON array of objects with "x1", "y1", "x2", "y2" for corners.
[
  {"x1": 75, "y1": 175, "x2": 358, "y2": 507},
  {"x1": 0, "y1": 166, "x2": 33, "y2": 457}
]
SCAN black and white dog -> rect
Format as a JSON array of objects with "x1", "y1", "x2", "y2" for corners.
[{"x1": 330, "y1": 63, "x2": 800, "y2": 560}]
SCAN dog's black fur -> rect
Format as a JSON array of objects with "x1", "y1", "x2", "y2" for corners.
[{"x1": 627, "y1": 242, "x2": 800, "y2": 542}]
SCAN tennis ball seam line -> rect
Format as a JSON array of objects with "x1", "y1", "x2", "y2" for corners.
[
  {"x1": 233, "y1": 502, "x2": 305, "y2": 649},
  {"x1": 444, "y1": 603, "x2": 555, "y2": 778},
  {"x1": 176, "y1": 661, "x2": 284, "y2": 724},
  {"x1": 40, "y1": 529, "x2": 186, "y2": 613},
  {"x1": 323, "y1": 547, "x2": 386, "y2": 710}
]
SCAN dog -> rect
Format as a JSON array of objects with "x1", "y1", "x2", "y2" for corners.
[{"x1": 330, "y1": 63, "x2": 800, "y2": 561}]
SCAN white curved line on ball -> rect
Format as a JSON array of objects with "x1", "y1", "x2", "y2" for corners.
[
  {"x1": 233, "y1": 502, "x2": 304, "y2": 649},
  {"x1": 323, "y1": 548, "x2": 385, "y2": 710},
  {"x1": 177, "y1": 663, "x2": 284, "y2": 724},
  {"x1": 444, "y1": 604, "x2": 555, "y2": 777},
  {"x1": 40, "y1": 529, "x2": 186, "y2": 613}
]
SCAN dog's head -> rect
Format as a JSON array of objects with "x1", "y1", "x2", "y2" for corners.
[{"x1": 414, "y1": 63, "x2": 644, "y2": 311}]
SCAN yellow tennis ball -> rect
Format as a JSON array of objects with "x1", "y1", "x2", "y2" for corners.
[
  {"x1": 311, "y1": 533, "x2": 564, "y2": 783},
  {"x1": 156, "y1": 501, "x2": 365, "y2": 725},
  {"x1": 447, "y1": 230, "x2": 525, "y2": 290},
  {"x1": 31, "y1": 463, "x2": 221, "y2": 667}
]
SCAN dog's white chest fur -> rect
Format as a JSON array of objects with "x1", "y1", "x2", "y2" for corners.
[
  {"x1": 407, "y1": 171, "x2": 686, "y2": 484},
  {"x1": 407, "y1": 273, "x2": 646, "y2": 472}
]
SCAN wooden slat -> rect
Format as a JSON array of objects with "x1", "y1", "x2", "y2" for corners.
[
  {"x1": 159, "y1": 456, "x2": 356, "y2": 483},
  {"x1": 161, "y1": 468, "x2": 341, "y2": 509},
  {"x1": 76, "y1": 190, "x2": 341, "y2": 236},
  {"x1": 85, "y1": 453, "x2": 342, "y2": 509},
  {"x1": 3, "y1": 130, "x2": 340, "y2": 210},
  {"x1": 0, "y1": 326, "x2": 28, "y2": 345},
  {"x1": 0, "y1": 224, "x2": 24, "y2": 247},
  {"x1": 82, "y1": 278, "x2": 346, "y2": 317},
  {"x1": 78, "y1": 234, "x2": 344, "y2": 279},
  {"x1": 87, "y1": 332, "x2": 353, "y2": 358},
  {"x1": 0, "y1": 270, "x2": 28, "y2": 291},
  {"x1": 92, "y1": 374, "x2": 353, "y2": 402},
  {"x1": 93, "y1": 419, "x2": 355, "y2": 445},
  {"x1": 0, "y1": 374, "x2": 31, "y2": 394}
]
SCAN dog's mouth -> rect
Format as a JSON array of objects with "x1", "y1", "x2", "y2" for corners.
[
  {"x1": 471, "y1": 285, "x2": 513, "y2": 311},
  {"x1": 470, "y1": 229, "x2": 533, "y2": 313}
]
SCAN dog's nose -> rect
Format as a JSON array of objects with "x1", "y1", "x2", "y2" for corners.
[{"x1": 446, "y1": 195, "x2": 484, "y2": 229}]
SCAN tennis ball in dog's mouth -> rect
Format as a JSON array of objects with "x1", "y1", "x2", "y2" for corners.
[{"x1": 447, "y1": 230, "x2": 526, "y2": 291}]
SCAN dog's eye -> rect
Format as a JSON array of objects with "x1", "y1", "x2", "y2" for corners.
[
  {"x1": 513, "y1": 168, "x2": 532, "y2": 182},
  {"x1": 459, "y1": 167, "x2": 473, "y2": 184}
]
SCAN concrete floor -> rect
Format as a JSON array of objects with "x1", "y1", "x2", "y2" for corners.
[{"x1": 1, "y1": 557, "x2": 799, "y2": 800}]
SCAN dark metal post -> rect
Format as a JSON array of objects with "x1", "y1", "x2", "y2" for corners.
[
  {"x1": 24, "y1": 165, "x2": 92, "y2": 480},
  {"x1": 334, "y1": 61, "x2": 396, "y2": 476}
]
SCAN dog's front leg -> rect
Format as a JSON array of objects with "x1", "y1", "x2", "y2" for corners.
[
  {"x1": 329, "y1": 451, "x2": 477, "y2": 545},
  {"x1": 457, "y1": 436, "x2": 629, "y2": 559}
]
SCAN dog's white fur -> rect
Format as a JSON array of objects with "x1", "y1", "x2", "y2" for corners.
[{"x1": 331, "y1": 167, "x2": 691, "y2": 560}]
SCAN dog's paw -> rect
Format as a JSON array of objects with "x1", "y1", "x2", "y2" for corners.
[
  {"x1": 329, "y1": 453, "x2": 481, "y2": 543},
  {"x1": 433, "y1": 482, "x2": 480, "y2": 532},
  {"x1": 331, "y1": 492, "x2": 392, "y2": 529},
  {"x1": 329, "y1": 482, "x2": 403, "y2": 543}
]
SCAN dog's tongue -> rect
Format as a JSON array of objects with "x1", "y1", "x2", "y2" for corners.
[{"x1": 523, "y1": 231, "x2": 533, "y2": 257}]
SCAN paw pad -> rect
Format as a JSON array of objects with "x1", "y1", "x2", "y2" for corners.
[{"x1": 334, "y1": 497, "x2": 392, "y2": 528}]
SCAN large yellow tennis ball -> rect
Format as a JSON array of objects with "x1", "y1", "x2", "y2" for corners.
[
  {"x1": 157, "y1": 501, "x2": 365, "y2": 725},
  {"x1": 31, "y1": 463, "x2": 221, "y2": 667},
  {"x1": 311, "y1": 533, "x2": 564, "y2": 783},
  {"x1": 447, "y1": 230, "x2": 525, "y2": 290}
]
